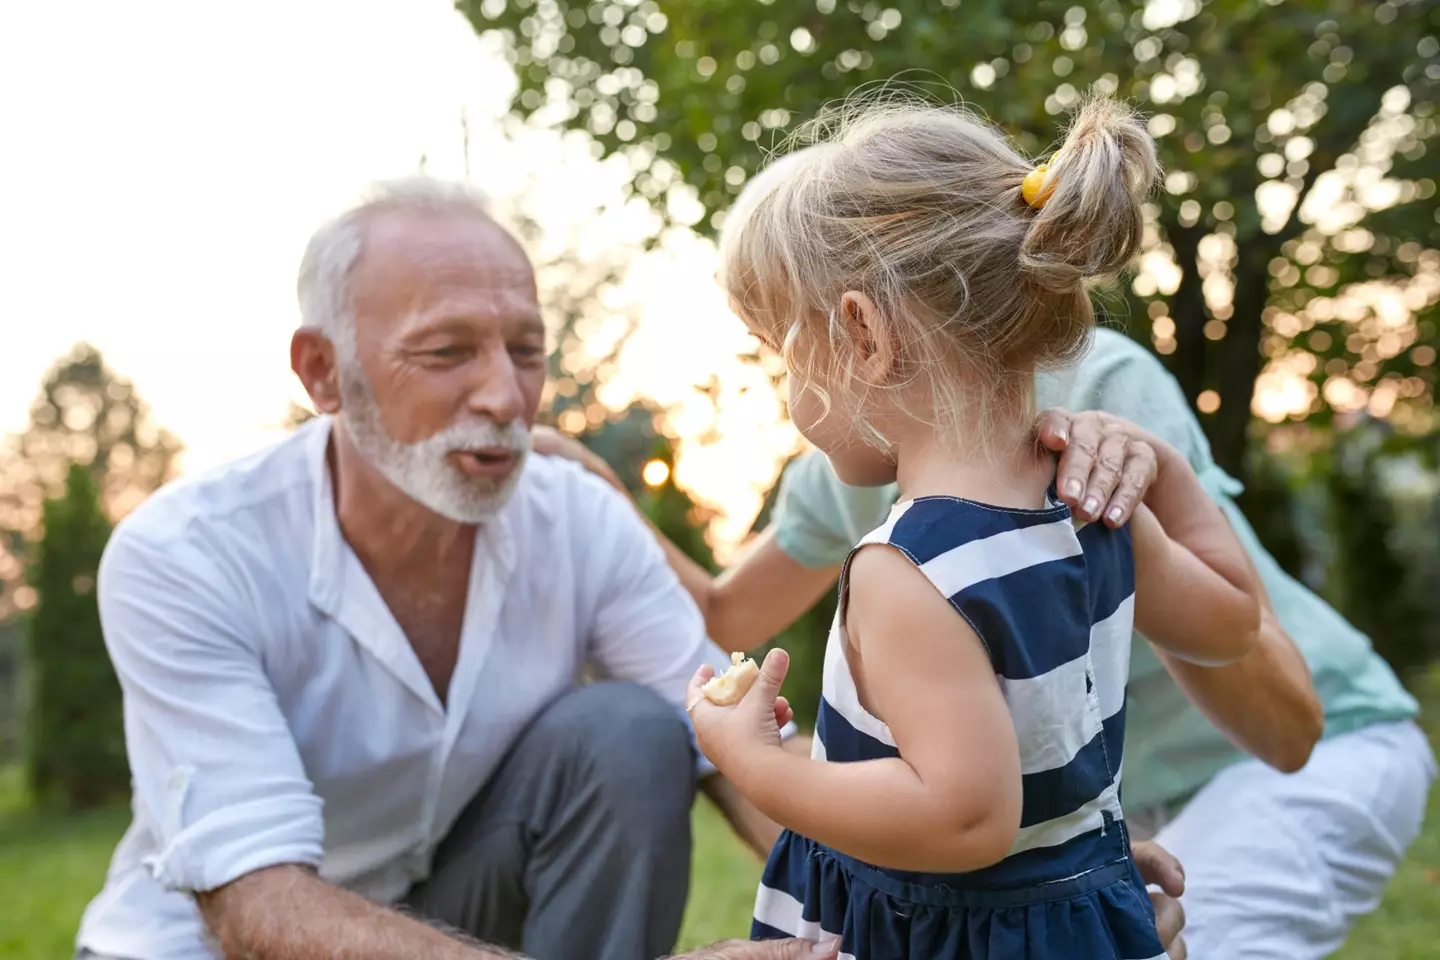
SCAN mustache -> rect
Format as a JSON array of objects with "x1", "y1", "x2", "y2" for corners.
[{"x1": 428, "y1": 418, "x2": 532, "y2": 454}]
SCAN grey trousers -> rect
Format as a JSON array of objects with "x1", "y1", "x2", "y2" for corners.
[
  {"x1": 78, "y1": 681, "x2": 697, "y2": 960},
  {"x1": 402, "y1": 680, "x2": 697, "y2": 960}
]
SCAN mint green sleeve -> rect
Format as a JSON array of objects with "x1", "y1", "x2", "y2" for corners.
[{"x1": 769, "y1": 450, "x2": 897, "y2": 570}]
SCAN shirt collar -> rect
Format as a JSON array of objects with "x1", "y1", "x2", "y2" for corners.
[
  {"x1": 305, "y1": 415, "x2": 526, "y2": 608},
  {"x1": 306, "y1": 415, "x2": 344, "y2": 618},
  {"x1": 303, "y1": 415, "x2": 523, "y2": 714}
]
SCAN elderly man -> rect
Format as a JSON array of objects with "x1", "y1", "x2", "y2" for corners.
[{"x1": 73, "y1": 177, "x2": 818, "y2": 960}]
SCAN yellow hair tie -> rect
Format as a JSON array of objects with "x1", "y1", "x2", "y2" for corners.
[{"x1": 1022, "y1": 151, "x2": 1062, "y2": 209}]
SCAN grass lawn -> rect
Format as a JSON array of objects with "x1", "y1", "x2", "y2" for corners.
[
  {"x1": 0, "y1": 767, "x2": 131, "y2": 960},
  {"x1": 4, "y1": 674, "x2": 1437, "y2": 959}
]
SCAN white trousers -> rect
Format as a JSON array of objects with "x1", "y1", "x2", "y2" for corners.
[{"x1": 1129, "y1": 721, "x2": 1436, "y2": 959}]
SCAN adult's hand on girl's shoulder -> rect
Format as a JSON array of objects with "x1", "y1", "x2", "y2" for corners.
[{"x1": 1034, "y1": 408, "x2": 1161, "y2": 528}]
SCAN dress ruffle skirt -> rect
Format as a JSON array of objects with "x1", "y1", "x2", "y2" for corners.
[{"x1": 752, "y1": 832, "x2": 1167, "y2": 960}]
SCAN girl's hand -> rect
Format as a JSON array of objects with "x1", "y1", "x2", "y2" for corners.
[
  {"x1": 686, "y1": 649, "x2": 794, "y2": 773},
  {"x1": 1035, "y1": 408, "x2": 1161, "y2": 527}
]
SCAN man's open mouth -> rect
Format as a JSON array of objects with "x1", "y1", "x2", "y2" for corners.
[{"x1": 451, "y1": 449, "x2": 519, "y2": 478}]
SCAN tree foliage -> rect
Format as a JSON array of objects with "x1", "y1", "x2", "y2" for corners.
[
  {"x1": 24, "y1": 464, "x2": 126, "y2": 810},
  {"x1": 1317, "y1": 420, "x2": 1440, "y2": 680},
  {"x1": 0, "y1": 343, "x2": 181, "y2": 620},
  {"x1": 462, "y1": 0, "x2": 1440, "y2": 480},
  {"x1": 0, "y1": 345, "x2": 180, "y2": 773},
  {"x1": 535, "y1": 236, "x2": 724, "y2": 570}
]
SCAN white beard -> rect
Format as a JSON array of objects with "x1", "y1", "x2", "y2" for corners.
[{"x1": 337, "y1": 361, "x2": 531, "y2": 524}]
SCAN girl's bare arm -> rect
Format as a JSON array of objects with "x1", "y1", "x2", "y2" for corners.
[{"x1": 719, "y1": 546, "x2": 1022, "y2": 873}]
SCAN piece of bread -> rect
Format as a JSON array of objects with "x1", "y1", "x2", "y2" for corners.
[{"x1": 695, "y1": 652, "x2": 760, "y2": 707}]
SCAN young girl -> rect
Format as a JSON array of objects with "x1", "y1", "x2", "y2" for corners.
[{"x1": 685, "y1": 95, "x2": 1263, "y2": 960}]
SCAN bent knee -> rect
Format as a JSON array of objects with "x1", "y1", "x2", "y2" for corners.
[{"x1": 538, "y1": 681, "x2": 696, "y2": 804}]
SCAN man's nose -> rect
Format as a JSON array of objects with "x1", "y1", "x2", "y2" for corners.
[{"x1": 464, "y1": 349, "x2": 526, "y2": 425}]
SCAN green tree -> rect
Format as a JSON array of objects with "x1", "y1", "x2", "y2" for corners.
[
  {"x1": 0, "y1": 343, "x2": 182, "y2": 620},
  {"x1": 0, "y1": 344, "x2": 180, "y2": 769},
  {"x1": 463, "y1": 0, "x2": 1440, "y2": 481},
  {"x1": 24, "y1": 464, "x2": 126, "y2": 810},
  {"x1": 576, "y1": 402, "x2": 722, "y2": 570},
  {"x1": 0, "y1": 618, "x2": 22, "y2": 763},
  {"x1": 1316, "y1": 420, "x2": 1440, "y2": 682}
]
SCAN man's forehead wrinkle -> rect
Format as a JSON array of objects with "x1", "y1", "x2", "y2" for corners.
[
  {"x1": 350, "y1": 225, "x2": 539, "y2": 342},
  {"x1": 374, "y1": 282, "x2": 546, "y2": 341}
]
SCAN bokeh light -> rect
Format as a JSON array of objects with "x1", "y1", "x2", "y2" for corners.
[{"x1": 642, "y1": 458, "x2": 671, "y2": 487}]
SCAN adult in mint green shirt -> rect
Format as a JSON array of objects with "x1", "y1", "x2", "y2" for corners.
[{"x1": 770, "y1": 327, "x2": 1434, "y2": 958}]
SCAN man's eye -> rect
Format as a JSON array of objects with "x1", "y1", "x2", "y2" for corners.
[
  {"x1": 428, "y1": 346, "x2": 467, "y2": 359},
  {"x1": 511, "y1": 345, "x2": 546, "y2": 362}
]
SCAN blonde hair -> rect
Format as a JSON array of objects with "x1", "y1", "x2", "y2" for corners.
[{"x1": 719, "y1": 93, "x2": 1160, "y2": 450}]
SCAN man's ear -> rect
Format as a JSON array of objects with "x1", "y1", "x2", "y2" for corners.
[
  {"x1": 836, "y1": 291, "x2": 894, "y2": 386},
  {"x1": 290, "y1": 329, "x2": 343, "y2": 414}
]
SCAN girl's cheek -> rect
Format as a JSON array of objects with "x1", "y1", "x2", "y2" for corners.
[{"x1": 787, "y1": 378, "x2": 827, "y2": 441}]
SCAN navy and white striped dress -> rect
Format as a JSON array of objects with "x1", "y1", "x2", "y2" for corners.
[{"x1": 752, "y1": 493, "x2": 1166, "y2": 960}]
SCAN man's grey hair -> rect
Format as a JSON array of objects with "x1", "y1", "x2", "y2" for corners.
[{"x1": 295, "y1": 175, "x2": 495, "y2": 354}]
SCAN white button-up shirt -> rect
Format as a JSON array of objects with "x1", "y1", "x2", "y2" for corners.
[{"x1": 76, "y1": 416, "x2": 758, "y2": 960}]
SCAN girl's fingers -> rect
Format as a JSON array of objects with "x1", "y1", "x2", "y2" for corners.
[
  {"x1": 686, "y1": 665, "x2": 716, "y2": 712},
  {"x1": 774, "y1": 696, "x2": 793, "y2": 729}
]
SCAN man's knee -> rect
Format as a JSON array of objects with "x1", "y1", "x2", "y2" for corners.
[{"x1": 534, "y1": 681, "x2": 697, "y2": 820}]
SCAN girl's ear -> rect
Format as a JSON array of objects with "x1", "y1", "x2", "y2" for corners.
[{"x1": 837, "y1": 290, "x2": 895, "y2": 386}]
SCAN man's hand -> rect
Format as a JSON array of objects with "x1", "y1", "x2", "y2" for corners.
[
  {"x1": 1132, "y1": 840, "x2": 1188, "y2": 959},
  {"x1": 1035, "y1": 408, "x2": 1162, "y2": 527},
  {"x1": 195, "y1": 863, "x2": 502, "y2": 960},
  {"x1": 672, "y1": 935, "x2": 841, "y2": 959}
]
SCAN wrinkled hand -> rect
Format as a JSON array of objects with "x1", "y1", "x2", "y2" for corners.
[
  {"x1": 1034, "y1": 408, "x2": 1160, "y2": 527},
  {"x1": 1132, "y1": 840, "x2": 1187, "y2": 960},
  {"x1": 530, "y1": 425, "x2": 624, "y2": 491},
  {"x1": 686, "y1": 649, "x2": 793, "y2": 773},
  {"x1": 671, "y1": 935, "x2": 840, "y2": 960}
]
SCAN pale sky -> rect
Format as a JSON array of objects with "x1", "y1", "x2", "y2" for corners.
[{"x1": 0, "y1": 1, "x2": 800, "y2": 556}]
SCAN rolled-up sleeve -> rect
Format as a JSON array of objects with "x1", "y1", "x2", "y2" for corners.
[
  {"x1": 97, "y1": 525, "x2": 324, "y2": 893},
  {"x1": 571, "y1": 471, "x2": 796, "y2": 778}
]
